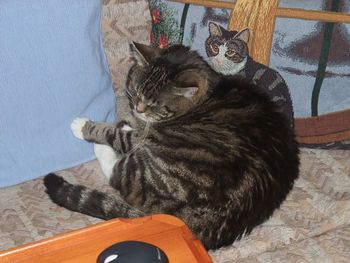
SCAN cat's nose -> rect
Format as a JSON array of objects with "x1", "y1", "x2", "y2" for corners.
[{"x1": 135, "y1": 102, "x2": 147, "y2": 113}]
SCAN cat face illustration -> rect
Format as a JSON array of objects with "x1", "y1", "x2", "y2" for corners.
[{"x1": 205, "y1": 22, "x2": 250, "y2": 75}]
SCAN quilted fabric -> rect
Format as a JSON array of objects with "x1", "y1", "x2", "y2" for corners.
[
  {"x1": 1, "y1": 149, "x2": 350, "y2": 263},
  {"x1": 102, "y1": 0, "x2": 152, "y2": 121},
  {"x1": 149, "y1": 0, "x2": 295, "y2": 129},
  {"x1": 210, "y1": 148, "x2": 350, "y2": 263},
  {"x1": 148, "y1": 0, "x2": 350, "y2": 149}
]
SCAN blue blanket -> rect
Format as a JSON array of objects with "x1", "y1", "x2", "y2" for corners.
[{"x1": 0, "y1": 0, "x2": 115, "y2": 187}]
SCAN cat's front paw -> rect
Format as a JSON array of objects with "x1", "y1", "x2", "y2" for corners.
[
  {"x1": 121, "y1": 124, "x2": 134, "y2": 131},
  {"x1": 117, "y1": 120, "x2": 134, "y2": 131},
  {"x1": 71, "y1": 117, "x2": 89, "y2": 140}
]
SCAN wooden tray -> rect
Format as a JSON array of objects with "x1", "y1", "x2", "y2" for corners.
[{"x1": 0, "y1": 214, "x2": 213, "y2": 263}]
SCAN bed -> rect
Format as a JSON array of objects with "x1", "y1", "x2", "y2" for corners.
[{"x1": 1, "y1": 1, "x2": 349, "y2": 262}]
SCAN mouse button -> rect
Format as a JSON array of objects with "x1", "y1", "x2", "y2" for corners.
[
  {"x1": 96, "y1": 245, "x2": 121, "y2": 263},
  {"x1": 104, "y1": 254, "x2": 118, "y2": 263}
]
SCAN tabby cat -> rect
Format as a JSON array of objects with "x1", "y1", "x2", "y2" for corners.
[
  {"x1": 205, "y1": 22, "x2": 294, "y2": 126},
  {"x1": 44, "y1": 42, "x2": 299, "y2": 250}
]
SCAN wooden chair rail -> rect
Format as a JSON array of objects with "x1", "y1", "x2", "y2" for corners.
[
  {"x1": 173, "y1": 0, "x2": 235, "y2": 9},
  {"x1": 276, "y1": 8, "x2": 350, "y2": 23},
  {"x1": 172, "y1": 0, "x2": 350, "y2": 65}
]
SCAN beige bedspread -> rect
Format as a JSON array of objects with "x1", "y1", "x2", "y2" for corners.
[{"x1": 1, "y1": 148, "x2": 349, "y2": 262}]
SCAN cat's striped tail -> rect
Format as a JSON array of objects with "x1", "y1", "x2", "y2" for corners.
[{"x1": 44, "y1": 173, "x2": 144, "y2": 220}]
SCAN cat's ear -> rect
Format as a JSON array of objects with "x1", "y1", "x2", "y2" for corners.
[
  {"x1": 171, "y1": 86, "x2": 199, "y2": 99},
  {"x1": 208, "y1": 22, "x2": 222, "y2": 37},
  {"x1": 234, "y1": 28, "x2": 250, "y2": 43},
  {"x1": 130, "y1": 42, "x2": 162, "y2": 66}
]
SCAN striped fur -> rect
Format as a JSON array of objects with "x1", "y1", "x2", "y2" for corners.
[
  {"x1": 205, "y1": 23, "x2": 294, "y2": 127},
  {"x1": 45, "y1": 44, "x2": 299, "y2": 249}
]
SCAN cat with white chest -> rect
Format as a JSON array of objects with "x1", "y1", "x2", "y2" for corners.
[
  {"x1": 44, "y1": 42, "x2": 299, "y2": 250},
  {"x1": 205, "y1": 22, "x2": 294, "y2": 127}
]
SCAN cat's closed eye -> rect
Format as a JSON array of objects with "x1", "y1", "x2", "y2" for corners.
[{"x1": 147, "y1": 100, "x2": 159, "y2": 107}]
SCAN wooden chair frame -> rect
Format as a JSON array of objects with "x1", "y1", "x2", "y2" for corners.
[{"x1": 174, "y1": 0, "x2": 350, "y2": 65}]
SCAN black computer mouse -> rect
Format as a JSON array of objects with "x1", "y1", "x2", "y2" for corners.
[{"x1": 96, "y1": 241, "x2": 169, "y2": 263}]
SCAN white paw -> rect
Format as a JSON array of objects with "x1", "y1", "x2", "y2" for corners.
[
  {"x1": 71, "y1": 118, "x2": 89, "y2": 140},
  {"x1": 121, "y1": 124, "x2": 134, "y2": 131}
]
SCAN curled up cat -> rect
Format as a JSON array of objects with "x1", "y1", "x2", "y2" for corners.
[{"x1": 44, "y1": 42, "x2": 299, "y2": 250}]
